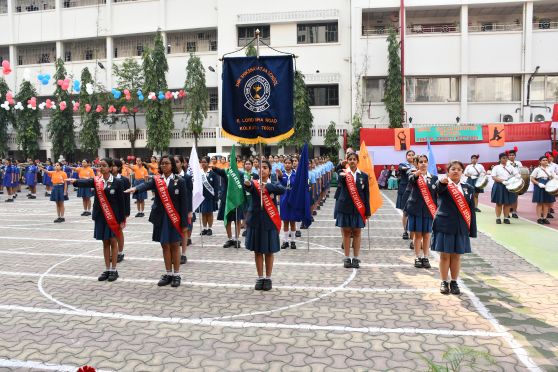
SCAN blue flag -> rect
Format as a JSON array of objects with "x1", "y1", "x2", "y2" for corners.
[
  {"x1": 287, "y1": 144, "x2": 312, "y2": 228},
  {"x1": 427, "y1": 139, "x2": 438, "y2": 176}
]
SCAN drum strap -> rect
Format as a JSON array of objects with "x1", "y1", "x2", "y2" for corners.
[
  {"x1": 541, "y1": 167, "x2": 551, "y2": 179},
  {"x1": 473, "y1": 165, "x2": 481, "y2": 176},
  {"x1": 503, "y1": 166, "x2": 513, "y2": 176}
]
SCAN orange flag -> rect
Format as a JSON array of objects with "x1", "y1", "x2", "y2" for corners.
[
  {"x1": 359, "y1": 141, "x2": 383, "y2": 215},
  {"x1": 488, "y1": 124, "x2": 505, "y2": 147}
]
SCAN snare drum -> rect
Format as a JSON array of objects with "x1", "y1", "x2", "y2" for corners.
[
  {"x1": 518, "y1": 167, "x2": 531, "y2": 195},
  {"x1": 546, "y1": 178, "x2": 558, "y2": 196},
  {"x1": 475, "y1": 175, "x2": 489, "y2": 189},
  {"x1": 506, "y1": 176, "x2": 525, "y2": 194}
]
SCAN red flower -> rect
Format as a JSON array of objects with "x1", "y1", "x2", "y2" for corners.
[{"x1": 77, "y1": 366, "x2": 96, "y2": 372}]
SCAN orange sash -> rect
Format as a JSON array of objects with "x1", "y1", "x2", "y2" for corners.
[
  {"x1": 345, "y1": 172, "x2": 366, "y2": 224},
  {"x1": 94, "y1": 177, "x2": 122, "y2": 239},
  {"x1": 447, "y1": 182, "x2": 471, "y2": 230},
  {"x1": 417, "y1": 175, "x2": 437, "y2": 218},
  {"x1": 154, "y1": 176, "x2": 184, "y2": 238},
  {"x1": 253, "y1": 180, "x2": 282, "y2": 232}
]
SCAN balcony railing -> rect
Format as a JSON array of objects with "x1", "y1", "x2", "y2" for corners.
[
  {"x1": 362, "y1": 26, "x2": 399, "y2": 36},
  {"x1": 469, "y1": 23, "x2": 522, "y2": 32},
  {"x1": 533, "y1": 21, "x2": 558, "y2": 30},
  {"x1": 407, "y1": 24, "x2": 460, "y2": 34},
  {"x1": 62, "y1": 0, "x2": 106, "y2": 8},
  {"x1": 14, "y1": 0, "x2": 55, "y2": 12}
]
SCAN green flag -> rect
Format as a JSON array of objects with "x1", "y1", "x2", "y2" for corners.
[{"x1": 224, "y1": 144, "x2": 245, "y2": 225}]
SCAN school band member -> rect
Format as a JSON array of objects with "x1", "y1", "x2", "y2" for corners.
[
  {"x1": 41, "y1": 162, "x2": 69, "y2": 222},
  {"x1": 405, "y1": 155, "x2": 437, "y2": 269},
  {"x1": 546, "y1": 151, "x2": 558, "y2": 217},
  {"x1": 73, "y1": 159, "x2": 96, "y2": 216},
  {"x1": 530, "y1": 156, "x2": 557, "y2": 224},
  {"x1": 491, "y1": 152, "x2": 519, "y2": 224},
  {"x1": 198, "y1": 156, "x2": 219, "y2": 236},
  {"x1": 431, "y1": 161, "x2": 477, "y2": 295},
  {"x1": 42, "y1": 159, "x2": 54, "y2": 196},
  {"x1": 244, "y1": 159, "x2": 286, "y2": 291},
  {"x1": 463, "y1": 155, "x2": 486, "y2": 212},
  {"x1": 24, "y1": 159, "x2": 39, "y2": 199},
  {"x1": 127, "y1": 157, "x2": 149, "y2": 217},
  {"x1": 213, "y1": 164, "x2": 244, "y2": 249},
  {"x1": 3, "y1": 159, "x2": 18, "y2": 202},
  {"x1": 125, "y1": 155, "x2": 192, "y2": 288},
  {"x1": 506, "y1": 148, "x2": 522, "y2": 218},
  {"x1": 335, "y1": 152, "x2": 371, "y2": 269},
  {"x1": 112, "y1": 159, "x2": 131, "y2": 263},
  {"x1": 396, "y1": 150, "x2": 416, "y2": 240},
  {"x1": 174, "y1": 155, "x2": 194, "y2": 264},
  {"x1": 279, "y1": 157, "x2": 298, "y2": 249}
]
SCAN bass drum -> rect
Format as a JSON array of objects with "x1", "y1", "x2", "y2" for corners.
[
  {"x1": 546, "y1": 178, "x2": 558, "y2": 196},
  {"x1": 518, "y1": 167, "x2": 531, "y2": 195}
]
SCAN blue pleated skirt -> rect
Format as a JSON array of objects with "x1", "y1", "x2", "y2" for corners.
[
  {"x1": 77, "y1": 187, "x2": 94, "y2": 198},
  {"x1": 396, "y1": 186, "x2": 410, "y2": 210},
  {"x1": 431, "y1": 232, "x2": 471, "y2": 254},
  {"x1": 280, "y1": 194, "x2": 299, "y2": 221},
  {"x1": 50, "y1": 185, "x2": 67, "y2": 202},
  {"x1": 491, "y1": 182, "x2": 517, "y2": 205},
  {"x1": 93, "y1": 217, "x2": 116, "y2": 241},
  {"x1": 335, "y1": 212, "x2": 365, "y2": 228},
  {"x1": 153, "y1": 213, "x2": 182, "y2": 244},
  {"x1": 245, "y1": 227, "x2": 280, "y2": 254},
  {"x1": 407, "y1": 214, "x2": 433, "y2": 233},
  {"x1": 197, "y1": 197, "x2": 217, "y2": 214},
  {"x1": 132, "y1": 179, "x2": 148, "y2": 200},
  {"x1": 532, "y1": 179, "x2": 556, "y2": 204},
  {"x1": 466, "y1": 177, "x2": 484, "y2": 194}
]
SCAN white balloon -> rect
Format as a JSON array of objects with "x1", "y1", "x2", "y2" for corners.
[
  {"x1": 85, "y1": 83, "x2": 94, "y2": 95},
  {"x1": 1, "y1": 101, "x2": 9, "y2": 111}
]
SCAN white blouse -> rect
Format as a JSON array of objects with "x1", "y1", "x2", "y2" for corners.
[
  {"x1": 464, "y1": 164, "x2": 486, "y2": 179},
  {"x1": 530, "y1": 167, "x2": 556, "y2": 180},
  {"x1": 492, "y1": 164, "x2": 519, "y2": 181}
]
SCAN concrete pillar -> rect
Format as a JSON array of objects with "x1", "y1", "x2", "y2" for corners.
[
  {"x1": 522, "y1": 2, "x2": 534, "y2": 122},
  {"x1": 460, "y1": 5, "x2": 468, "y2": 123},
  {"x1": 106, "y1": 36, "x2": 113, "y2": 88}
]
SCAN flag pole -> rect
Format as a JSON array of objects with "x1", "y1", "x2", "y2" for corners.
[
  {"x1": 255, "y1": 29, "x2": 264, "y2": 208},
  {"x1": 307, "y1": 225, "x2": 310, "y2": 252},
  {"x1": 199, "y1": 216, "x2": 204, "y2": 250}
]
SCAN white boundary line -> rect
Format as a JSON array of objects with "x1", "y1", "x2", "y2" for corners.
[{"x1": 0, "y1": 358, "x2": 112, "y2": 372}]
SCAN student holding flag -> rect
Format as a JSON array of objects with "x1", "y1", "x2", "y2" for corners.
[
  {"x1": 188, "y1": 146, "x2": 205, "y2": 246},
  {"x1": 286, "y1": 144, "x2": 313, "y2": 245},
  {"x1": 125, "y1": 155, "x2": 192, "y2": 288}
]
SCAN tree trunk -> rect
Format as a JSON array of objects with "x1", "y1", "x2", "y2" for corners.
[{"x1": 130, "y1": 114, "x2": 137, "y2": 156}]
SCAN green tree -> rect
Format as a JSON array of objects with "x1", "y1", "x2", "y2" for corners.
[
  {"x1": 14, "y1": 80, "x2": 41, "y2": 158},
  {"x1": 245, "y1": 44, "x2": 257, "y2": 57},
  {"x1": 347, "y1": 114, "x2": 362, "y2": 150},
  {"x1": 183, "y1": 53, "x2": 208, "y2": 149},
  {"x1": 0, "y1": 78, "x2": 15, "y2": 157},
  {"x1": 47, "y1": 58, "x2": 75, "y2": 160},
  {"x1": 385, "y1": 27, "x2": 403, "y2": 128},
  {"x1": 77, "y1": 67, "x2": 103, "y2": 155},
  {"x1": 323, "y1": 121, "x2": 341, "y2": 163},
  {"x1": 143, "y1": 32, "x2": 173, "y2": 153},
  {"x1": 113, "y1": 57, "x2": 145, "y2": 154},
  {"x1": 281, "y1": 70, "x2": 313, "y2": 150}
]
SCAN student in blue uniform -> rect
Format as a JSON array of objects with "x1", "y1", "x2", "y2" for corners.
[
  {"x1": 69, "y1": 158, "x2": 125, "y2": 282},
  {"x1": 174, "y1": 154, "x2": 194, "y2": 264},
  {"x1": 491, "y1": 152, "x2": 519, "y2": 224},
  {"x1": 335, "y1": 152, "x2": 371, "y2": 269},
  {"x1": 431, "y1": 160, "x2": 477, "y2": 295},
  {"x1": 197, "y1": 156, "x2": 219, "y2": 236},
  {"x1": 241, "y1": 159, "x2": 259, "y2": 237},
  {"x1": 24, "y1": 159, "x2": 39, "y2": 199},
  {"x1": 42, "y1": 159, "x2": 54, "y2": 197},
  {"x1": 3, "y1": 158, "x2": 17, "y2": 202},
  {"x1": 112, "y1": 159, "x2": 131, "y2": 263},
  {"x1": 405, "y1": 154, "x2": 437, "y2": 269},
  {"x1": 530, "y1": 155, "x2": 556, "y2": 224},
  {"x1": 396, "y1": 150, "x2": 416, "y2": 240},
  {"x1": 279, "y1": 157, "x2": 298, "y2": 249},
  {"x1": 213, "y1": 163, "x2": 245, "y2": 249},
  {"x1": 125, "y1": 155, "x2": 192, "y2": 288},
  {"x1": 244, "y1": 159, "x2": 286, "y2": 291}
]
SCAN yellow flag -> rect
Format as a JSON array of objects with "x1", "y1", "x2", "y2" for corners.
[{"x1": 359, "y1": 141, "x2": 383, "y2": 215}]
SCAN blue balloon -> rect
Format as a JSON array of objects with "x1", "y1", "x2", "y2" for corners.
[
  {"x1": 73, "y1": 80, "x2": 81, "y2": 92},
  {"x1": 158, "y1": 91, "x2": 164, "y2": 100},
  {"x1": 37, "y1": 74, "x2": 43, "y2": 81},
  {"x1": 112, "y1": 89, "x2": 121, "y2": 99},
  {"x1": 38, "y1": 73, "x2": 50, "y2": 85},
  {"x1": 138, "y1": 95, "x2": 144, "y2": 101}
]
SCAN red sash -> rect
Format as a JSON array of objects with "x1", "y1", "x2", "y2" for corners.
[
  {"x1": 154, "y1": 176, "x2": 184, "y2": 238},
  {"x1": 447, "y1": 182, "x2": 471, "y2": 230},
  {"x1": 416, "y1": 175, "x2": 437, "y2": 218},
  {"x1": 94, "y1": 176, "x2": 122, "y2": 239},
  {"x1": 345, "y1": 172, "x2": 367, "y2": 224},
  {"x1": 253, "y1": 180, "x2": 282, "y2": 232}
]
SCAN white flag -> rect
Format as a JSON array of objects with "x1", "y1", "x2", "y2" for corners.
[{"x1": 188, "y1": 146, "x2": 204, "y2": 212}]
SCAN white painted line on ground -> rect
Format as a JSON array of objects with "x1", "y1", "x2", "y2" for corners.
[{"x1": 0, "y1": 358, "x2": 112, "y2": 372}]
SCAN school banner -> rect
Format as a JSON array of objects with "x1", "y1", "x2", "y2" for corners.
[
  {"x1": 394, "y1": 128, "x2": 411, "y2": 150},
  {"x1": 414, "y1": 125, "x2": 483, "y2": 142},
  {"x1": 221, "y1": 56, "x2": 294, "y2": 144},
  {"x1": 488, "y1": 124, "x2": 506, "y2": 147}
]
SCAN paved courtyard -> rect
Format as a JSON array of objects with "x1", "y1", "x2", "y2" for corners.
[{"x1": 0, "y1": 187, "x2": 556, "y2": 371}]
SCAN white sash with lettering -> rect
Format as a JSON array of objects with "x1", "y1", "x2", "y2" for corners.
[{"x1": 201, "y1": 172, "x2": 214, "y2": 196}]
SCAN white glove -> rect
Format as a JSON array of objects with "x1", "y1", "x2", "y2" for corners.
[
  {"x1": 539, "y1": 183, "x2": 546, "y2": 189},
  {"x1": 503, "y1": 180, "x2": 509, "y2": 186}
]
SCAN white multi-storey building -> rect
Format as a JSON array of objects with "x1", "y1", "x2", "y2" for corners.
[{"x1": 0, "y1": 0, "x2": 557, "y2": 159}]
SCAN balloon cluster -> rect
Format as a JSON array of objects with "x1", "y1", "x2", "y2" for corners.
[
  {"x1": 57, "y1": 78, "x2": 72, "y2": 91},
  {"x1": 1, "y1": 60, "x2": 11, "y2": 75},
  {"x1": 37, "y1": 73, "x2": 51, "y2": 85}
]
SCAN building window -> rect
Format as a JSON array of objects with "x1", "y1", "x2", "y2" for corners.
[
  {"x1": 238, "y1": 25, "x2": 270, "y2": 47},
  {"x1": 64, "y1": 51, "x2": 72, "y2": 62},
  {"x1": 113, "y1": 35, "x2": 155, "y2": 59},
  {"x1": 208, "y1": 88, "x2": 218, "y2": 111},
  {"x1": 363, "y1": 77, "x2": 386, "y2": 102},
  {"x1": 16, "y1": 43, "x2": 56, "y2": 65},
  {"x1": 63, "y1": 39, "x2": 106, "y2": 62},
  {"x1": 468, "y1": 76, "x2": 521, "y2": 102},
  {"x1": 167, "y1": 30, "x2": 218, "y2": 54},
  {"x1": 308, "y1": 85, "x2": 339, "y2": 106},
  {"x1": 186, "y1": 42, "x2": 197, "y2": 53},
  {"x1": 297, "y1": 22, "x2": 338, "y2": 44},
  {"x1": 531, "y1": 76, "x2": 558, "y2": 101},
  {"x1": 406, "y1": 77, "x2": 460, "y2": 102}
]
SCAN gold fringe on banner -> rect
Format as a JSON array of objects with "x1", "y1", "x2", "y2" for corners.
[{"x1": 220, "y1": 128, "x2": 294, "y2": 145}]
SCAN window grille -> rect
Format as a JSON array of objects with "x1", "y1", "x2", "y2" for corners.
[
  {"x1": 308, "y1": 85, "x2": 339, "y2": 106},
  {"x1": 14, "y1": 0, "x2": 55, "y2": 12},
  {"x1": 167, "y1": 29, "x2": 218, "y2": 54},
  {"x1": 0, "y1": 47, "x2": 8, "y2": 64},
  {"x1": 63, "y1": 0, "x2": 105, "y2": 8},
  {"x1": 237, "y1": 25, "x2": 270, "y2": 47},
  {"x1": 16, "y1": 43, "x2": 56, "y2": 65},
  {"x1": 0, "y1": 0, "x2": 7, "y2": 13},
  {"x1": 297, "y1": 22, "x2": 338, "y2": 44},
  {"x1": 113, "y1": 35, "x2": 155, "y2": 59},
  {"x1": 63, "y1": 39, "x2": 106, "y2": 62}
]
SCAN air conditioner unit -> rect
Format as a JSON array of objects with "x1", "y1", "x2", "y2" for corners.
[
  {"x1": 532, "y1": 112, "x2": 550, "y2": 122},
  {"x1": 500, "y1": 113, "x2": 519, "y2": 123}
]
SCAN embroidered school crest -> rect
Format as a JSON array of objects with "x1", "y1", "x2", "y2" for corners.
[{"x1": 244, "y1": 75, "x2": 270, "y2": 112}]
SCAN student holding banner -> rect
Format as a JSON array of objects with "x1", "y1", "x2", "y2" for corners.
[
  {"x1": 396, "y1": 150, "x2": 416, "y2": 240},
  {"x1": 491, "y1": 152, "x2": 519, "y2": 225},
  {"x1": 335, "y1": 152, "x2": 371, "y2": 269},
  {"x1": 69, "y1": 158, "x2": 126, "y2": 282},
  {"x1": 405, "y1": 154, "x2": 437, "y2": 269},
  {"x1": 243, "y1": 160, "x2": 286, "y2": 291},
  {"x1": 431, "y1": 160, "x2": 477, "y2": 295},
  {"x1": 125, "y1": 155, "x2": 192, "y2": 288}
]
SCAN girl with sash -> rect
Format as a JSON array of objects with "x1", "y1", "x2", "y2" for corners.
[
  {"x1": 491, "y1": 152, "x2": 519, "y2": 225},
  {"x1": 463, "y1": 154, "x2": 486, "y2": 212},
  {"x1": 396, "y1": 150, "x2": 416, "y2": 240},
  {"x1": 69, "y1": 158, "x2": 126, "y2": 282},
  {"x1": 40, "y1": 162, "x2": 68, "y2": 222},
  {"x1": 42, "y1": 159, "x2": 54, "y2": 197},
  {"x1": 125, "y1": 155, "x2": 192, "y2": 288},
  {"x1": 213, "y1": 164, "x2": 245, "y2": 249},
  {"x1": 126, "y1": 157, "x2": 149, "y2": 217},
  {"x1": 530, "y1": 155, "x2": 557, "y2": 225},
  {"x1": 241, "y1": 159, "x2": 259, "y2": 237},
  {"x1": 112, "y1": 159, "x2": 131, "y2": 263},
  {"x1": 74, "y1": 159, "x2": 95, "y2": 216},
  {"x1": 175, "y1": 155, "x2": 194, "y2": 264},
  {"x1": 432, "y1": 161, "x2": 477, "y2": 295},
  {"x1": 243, "y1": 159, "x2": 285, "y2": 291},
  {"x1": 335, "y1": 152, "x2": 371, "y2": 269},
  {"x1": 506, "y1": 148, "x2": 522, "y2": 219},
  {"x1": 24, "y1": 160, "x2": 39, "y2": 199},
  {"x1": 3, "y1": 158, "x2": 17, "y2": 202},
  {"x1": 279, "y1": 157, "x2": 298, "y2": 250},
  {"x1": 405, "y1": 155, "x2": 437, "y2": 269},
  {"x1": 198, "y1": 156, "x2": 219, "y2": 236}
]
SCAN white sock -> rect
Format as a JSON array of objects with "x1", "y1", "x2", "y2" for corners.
[
  {"x1": 174, "y1": 272, "x2": 180, "y2": 277},
  {"x1": 283, "y1": 231, "x2": 289, "y2": 241},
  {"x1": 296, "y1": 222, "x2": 301, "y2": 230}
]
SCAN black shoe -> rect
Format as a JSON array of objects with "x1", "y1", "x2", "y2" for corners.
[
  {"x1": 351, "y1": 258, "x2": 360, "y2": 268},
  {"x1": 295, "y1": 230, "x2": 301, "y2": 238},
  {"x1": 107, "y1": 270, "x2": 119, "y2": 282},
  {"x1": 255, "y1": 278, "x2": 265, "y2": 290},
  {"x1": 85, "y1": 211, "x2": 92, "y2": 216},
  {"x1": 281, "y1": 242, "x2": 289, "y2": 250},
  {"x1": 542, "y1": 219, "x2": 550, "y2": 225},
  {"x1": 504, "y1": 218, "x2": 510, "y2": 224},
  {"x1": 440, "y1": 281, "x2": 450, "y2": 295},
  {"x1": 200, "y1": 229, "x2": 207, "y2": 236},
  {"x1": 171, "y1": 276, "x2": 181, "y2": 288},
  {"x1": 537, "y1": 218, "x2": 544, "y2": 224},
  {"x1": 54, "y1": 217, "x2": 62, "y2": 223},
  {"x1": 5, "y1": 198, "x2": 13, "y2": 202},
  {"x1": 343, "y1": 258, "x2": 352, "y2": 268},
  {"x1": 117, "y1": 253, "x2": 124, "y2": 263},
  {"x1": 180, "y1": 255, "x2": 187, "y2": 264},
  {"x1": 262, "y1": 278, "x2": 272, "y2": 291},
  {"x1": 206, "y1": 229, "x2": 212, "y2": 236},
  {"x1": 44, "y1": 192, "x2": 49, "y2": 197},
  {"x1": 98, "y1": 271, "x2": 110, "y2": 281},
  {"x1": 511, "y1": 213, "x2": 518, "y2": 219},
  {"x1": 496, "y1": 219, "x2": 502, "y2": 224},
  {"x1": 551, "y1": 208, "x2": 555, "y2": 214},
  {"x1": 223, "y1": 239, "x2": 235, "y2": 248},
  {"x1": 402, "y1": 231, "x2": 409, "y2": 240},
  {"x1": 450, "y1": 281, "x2": 460, "y2": 295},
  {"x1": 59, "y1": 218, "x2": 65, "y2": 223},
  {"x1": 290, "y1": 241, "x2": 296, "y2": 249},
  {"x1": 409, "y1": 242, "x2": 414, "y2": 250},
  {"x1": 300, "y1": 224, "x2": 307, "y2": 229},
  {"x1": 474, "y1": 207, "x2": 481, "y2": 212},
  {"x1": 135, "y1": 212, "x2": 141, "y2": 217},
  {"x1": 414, "y1": 257, "x2": 423, "y2": 268},
  {"x1": 157, "y1": 274, "x2": 173, "y2": 287},
  {"x1": 140, "y1": 212, "x2": 145, "y2": 217},
  {"x1": 81, "y1": 211, "x2": 88, "y2": 216},
  {"x1": 547, "y1": 213, "x2": 554, "y2": 219},
  {"x1": 312, "y1": 211, "x2": 317, "y2": 216},
  {"x1": 187, "y1": 238, "x2": 192, "y2": 246},
  {"x1": 28, "y1": 195, "x2": 36, "y2": 199},
  {"x1": 421, "y1": 257, "x2": 431, "y2": 269},
  {"x1": 242, "y1": 230, "x2": 247, "y2": 237},
  {"x1": 234, "y1": 240, "x2": 241, "y2": 248}
]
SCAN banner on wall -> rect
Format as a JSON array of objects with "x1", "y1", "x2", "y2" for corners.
[
  {"x1": 394, "y1": 128, "x2": 411, "y2": 150},
  {"x1": 221, "y1": 55, "x2": 294, "y2": 144},
  {"x1": 488, "y1": 124, "x2": 506, "y2": 147},
  {"x1": 414, "y1": 125, "x2": 483, "y2": 142}
]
